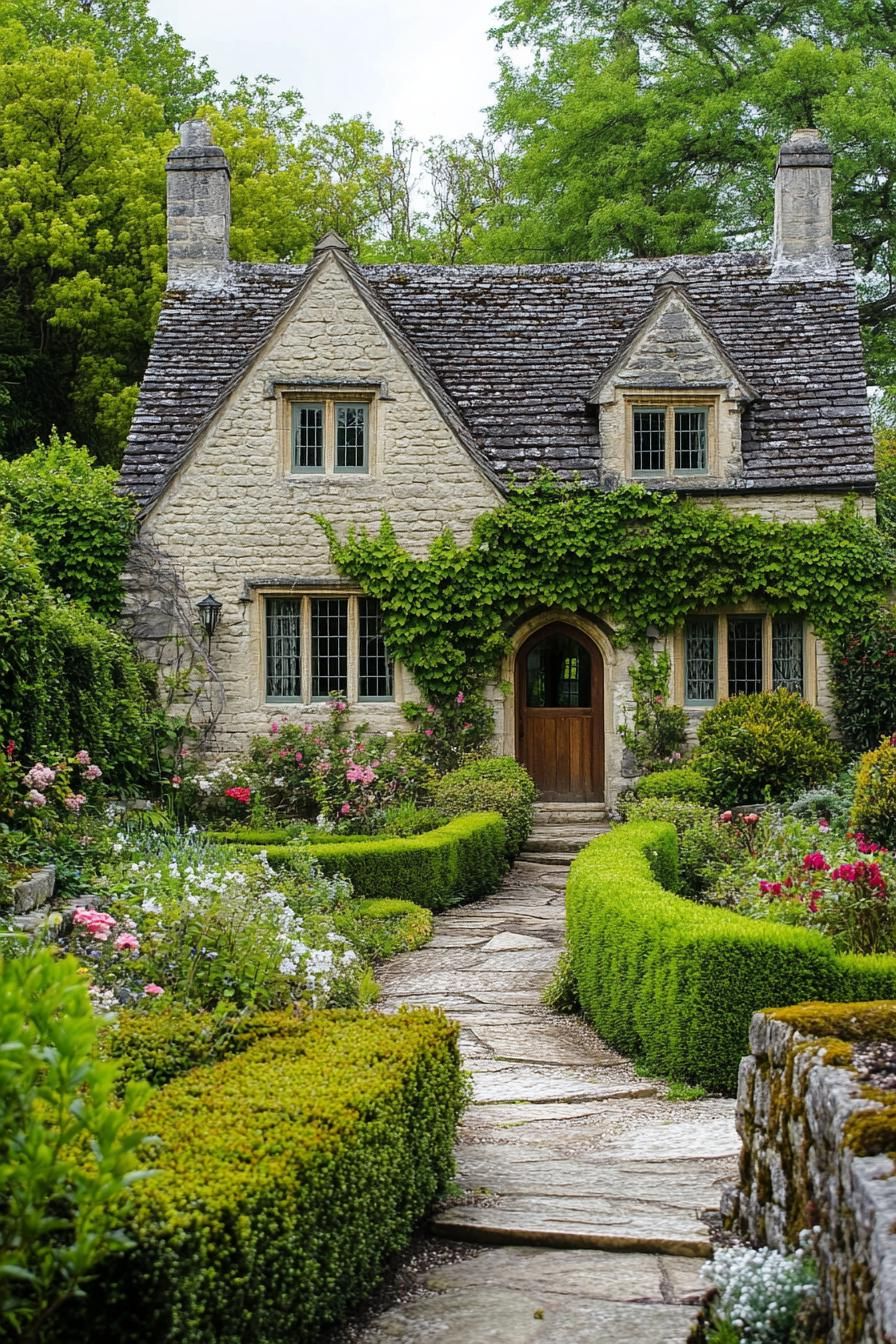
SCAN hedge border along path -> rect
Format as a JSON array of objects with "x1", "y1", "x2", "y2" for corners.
[
  {"x1": 209, "y1": 813, "x2": 507, "y2": 910},
  {"x1": 62, "y1": 1008, "x2": 466, "y2": 1344},
  {"x1": 567, "y1": 821, "x2": 896, "y2": 1094}
]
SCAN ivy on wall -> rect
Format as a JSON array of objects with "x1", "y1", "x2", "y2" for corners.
[{"x1": 320, "y1": 476, "x2": 893, "y2": 702}]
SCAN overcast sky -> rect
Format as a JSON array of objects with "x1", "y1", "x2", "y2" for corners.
[{"x1": 148, "y1": 0, "x2": 504, "y2": 141}]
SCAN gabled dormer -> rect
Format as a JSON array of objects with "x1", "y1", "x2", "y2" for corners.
[{"x1": 590, "y1": 270, "x2": 758, "y2": 489}]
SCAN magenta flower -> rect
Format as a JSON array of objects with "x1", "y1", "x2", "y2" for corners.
[
  {"x1": 456, "y1": 691, "x2": 465, "y2": 705},
  {"x1": 424, "y1": 728, "x2": 434, "y2": 737},
  {"x1": 802, "y1": 852, "x2": 830, "y2": 872},
  {"x1": 114, "y1": 932, "x2": 140, "y2": 952},
  {"x1": 340, "y1": 802, "x2": 351, "y2": 816},
  {"x1": 270, "y1": 721, "x2": 280, "y2": 735},
  {"x1": 143, "y1": 983, "x2": 164, "y2": 997},
  {"x1": 294, "y1": 751, "x2": 303, "y2": 763}
]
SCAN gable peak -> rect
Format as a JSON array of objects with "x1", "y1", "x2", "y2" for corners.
[
  {"x1": 314, "y1": 230, "x2": 353, "y2": 256},
  {"x1": 654, "y1": 266, "x2": 688, "y2": 290}
]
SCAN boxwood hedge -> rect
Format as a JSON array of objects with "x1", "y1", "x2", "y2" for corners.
[
  {"x1": 566, "y1": 822, "x2": 896, "y2": 1094},
  {"x1": 221, "y1": 813, "x2": 507, "y2": 910},
  {"x1": 67, "y1": 1008, "x2": 466, "y2": 1344}
]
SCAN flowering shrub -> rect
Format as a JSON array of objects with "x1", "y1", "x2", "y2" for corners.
[
  {"x1": 620, "y1": 798, "x2": 741, "y2": 900},
  {"x1": 59, "y1": 839, "x2": 361, "y2": 1011},
  {"x1": 707, "y1": 812, "x2": 896, "y2": 955},
  {"x1": 166, "y1": 757, "x2": 255, "y2": 827},
  {"x1": 851, "y1": 734, "x2": 896, "y2": 847},
  {"x1": 702, "y1": 1232, "x2": 820, "y2": 1344},
  {"x1": 401, "y1": 689, "x2": 493, "y2": 772},
  {"x1": 432, "y1": 756, "x2": 535, "y2": 856},
  {"x1": 248, "y1": 698, "x2": 435, "y2": 831},
  {"x1": 695, "y1": 689, "x2": 842, "y2": 805},
  {"x1": 619, "y1": 647, "x2": 688, "y2": 772}
]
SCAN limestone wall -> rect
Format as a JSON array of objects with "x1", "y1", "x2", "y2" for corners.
[{"x1": 730, "y1": 1004, "x2": 896, "y2": 1343}]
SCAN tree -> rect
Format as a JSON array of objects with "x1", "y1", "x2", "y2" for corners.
[{"x1": 486, "y1": 0, "x2": 896, "y2": 387}]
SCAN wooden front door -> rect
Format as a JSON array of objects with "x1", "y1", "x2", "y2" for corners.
[{"x1": 516, "y1": 624, "x2": 604, "y2": 801}]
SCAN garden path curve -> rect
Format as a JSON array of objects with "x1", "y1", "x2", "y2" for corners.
[{"x1": 359, "y1": 840, "x2": 740, "y2": 1344}]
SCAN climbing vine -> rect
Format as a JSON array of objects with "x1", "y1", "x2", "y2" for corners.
[{"x1": 319, "y1": 476, "x2": 893, "y2": 703}]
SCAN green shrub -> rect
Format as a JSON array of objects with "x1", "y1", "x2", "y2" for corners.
[
  {"x1": 340, "y1": 898, "x2": 434, "y2": 958},
  {"x1": 618, "y1": 646, "x2": 688, "y2": 771},
  {"x1": 695, "y1": 689, "x2": 842, "y2": 805},
  {"x1": 0, "y1": 948, "x2": 151, "y2": 1340},
  {"x1": 382, "y1": 803, "x2": 446, "y2": 837},
  {"x1": 100, "y1": 1005, "x2": 244, "y2": 1094},
  {"x1": 787, "y1": 767, "x2": 857, "y2": 832},
  {"x1": 634, "y1": 766, "x2": 709, "y2": 803},
  {"x1": 829, "y1": 605, "x2": 896, "y2": 752},
  {"x1": 238, "y1": 814, "x2": 507, "y2": 910},
  {"x1": 0, "y1": 434, "x2": 136, "y2": 621},
  {"x1": 64, "y1": 1008, "x2": 466, "y2": 1344},
  {"x1": 851, "y1": 736, "x2": 896, "y2": 847},
  {"x1": 566, "y1": 822, "x2": 896, "y2": 1093},
  {"x1": 622, "y1": 798, "x2": 740, "y2": 899},
  {"x1": 433, "y1": 757, "x2": 535, "y2": 857}
]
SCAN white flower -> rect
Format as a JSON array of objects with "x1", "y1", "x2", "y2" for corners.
[{"x1": 141, "y1": 897, "x2": 163, "y2": 915}]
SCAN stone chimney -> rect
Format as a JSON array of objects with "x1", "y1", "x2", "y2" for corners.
[
  {"x1": 771, "y1": 128, "x2": 835, "y2": 279},
  {"x1": 166, "y1": 119, "x2": 230, "y2": 287}
]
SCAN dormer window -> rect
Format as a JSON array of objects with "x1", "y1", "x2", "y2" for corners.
[
  {"x1": 289, "y1": 394, "x2": 371, "y2": 475},
  {"x1": 631, "y1": 399, "x2": 712, "y2": 478}
]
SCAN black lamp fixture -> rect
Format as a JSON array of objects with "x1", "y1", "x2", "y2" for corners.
[
  {"x1": 645, "y1": 624, "x2": 661, "y2": 644},
  {"x1": 196, "y1": 593, "x2": 223, "y2": 649}
]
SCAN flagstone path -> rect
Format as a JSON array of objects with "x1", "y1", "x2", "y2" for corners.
[{"x1": 359, "y1": 848, "x2": 740, "y2": 1344}]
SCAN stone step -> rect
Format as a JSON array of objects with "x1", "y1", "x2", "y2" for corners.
[
  {"x1": 516, "y1": 851, "x2": 583, "y2": 867},
  {"x1": 534, "y1": 804, "x2": 609, "y2": 824},
  {"x1": 523, "y1": 832, "x2": 603, "y2": 854}
]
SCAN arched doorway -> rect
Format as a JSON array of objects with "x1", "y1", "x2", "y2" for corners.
[{"x1": 515, "y1": 623, "x2": 605, "y2": 801}]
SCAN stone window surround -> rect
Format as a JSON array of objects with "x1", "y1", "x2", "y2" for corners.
[
  {"x1": 277, "y1": 383, "x2": 380, "y2": 478},
  {"x1": 253, "y1": 583, "x2": 396, "y2": 706},
  {"x1": 625, "y1": 391, "x2": 720, "y2": 481},
  {"x1": 672, "y1": 610, "x2": 817, "y2": 708}
]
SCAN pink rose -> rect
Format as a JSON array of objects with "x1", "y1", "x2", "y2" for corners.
[
  {"x1": 456, "y1": 692, "x2": 465, "y2": 705},
  {"x1": 334, "y1": 700, "x2": 348, "y2": 713},
  {"x1": 424, "y1": 728, "x2": 433, "y2": 737},
  {"x1": 426, "y1": 704, "x2": 435, "y2": 714},
  {"x1": 719, "y1": 810, "x2": 733, "y2": 823},
  {"x1": 270, "y1": 721, "x2": 280, "y2": 735},
  {"x1": 743, "y1": 813, "x2": 759, "y2": 825},
  {"x1": 75, "y1": 750, "x2": 91, "y2": 766},
  {"x1": 143, "y1": 983, "x2": 164, "y2": 997},
  {"x1": 295, "y1": 752, "x2": 303, "y2": 763},
  {"x1": 114, "y1": 932, "x2": 140, "y2": 952},
  {"x1": 340, "y1": 803, "x2": 351, "y2": 816}
]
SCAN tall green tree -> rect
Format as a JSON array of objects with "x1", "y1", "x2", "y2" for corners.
[{"x1": 486, "y1": 0, "x2": 896, "y2": 388}]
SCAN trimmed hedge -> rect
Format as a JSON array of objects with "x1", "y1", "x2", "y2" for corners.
[
  {"x1": 223, "y1": 813, "x2": 507, "y2": 910},
  {"x1": 634, "y1": 766, "x2": 709, "y2": 803},
  {"x1": 68, "y1": 1008, "x2": 465, "y2": 1344},
  {"x1": 433, "y1": 757, "x2": 535, "y2": 857},
  {"x1": 566, "y1": 822, "x2": 896, "y2": 1094}
]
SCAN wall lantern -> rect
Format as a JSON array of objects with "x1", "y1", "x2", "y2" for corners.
[
  {"x1": 196, "y1": 593, "x2": 223, "y2": 649},
  {"x1": 645, "y1": 624, "x2": 662, "y2": 644}
]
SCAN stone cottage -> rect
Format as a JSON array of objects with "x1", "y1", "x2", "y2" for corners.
[{"x1": 121, "y1": 122, "x2": 875, "y2": 803}]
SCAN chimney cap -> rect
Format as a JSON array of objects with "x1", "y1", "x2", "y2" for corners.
[
  {"x1": 167, "y1": 118, "x2": 229, "y2": 174},
  {"x1": 776, "y1": 128, "x2": 832, "y2": 171}
]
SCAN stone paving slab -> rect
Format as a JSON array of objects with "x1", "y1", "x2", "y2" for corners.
[
  {"x1": 469, "y1": 1066, "x2": 630, "y2": 1104},
  {"x1": 359, "y1": 1283, "x2": 697, "y2": 1343},
  {"x1": 423, "y1": 1246, "x2": 705, "y2": 1302},
  {"x1": 469, "y1": 1023, "x2": 622, "y2": 1066},
  {"x1": 432, "y1": 1199, "x2": 712, "y2": 1257}
]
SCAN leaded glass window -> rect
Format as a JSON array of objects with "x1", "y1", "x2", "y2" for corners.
[
  {"x1": 674, "y1": 408, "x2": 707, "y2": 472},
  {"x1": 291, "y1": 403, "x2": 324, "y2": 471},
  {"x1": 358, "y1": 598, "x2": 393, "y2": 699},
  {"x1": 727, "y1": 616, "x2": 764, "y2": 696},
  {"x1": 633, "y1": 408, "x2": 666, "y2": 474},
  {"x1": 335, "y1": 404, "x2": 368, "y2": 472},
  {"x1": 526, "y1": 633, "x2": 592, "y2": 707},
  {"x1": 311, "y1": 598, "x2": 348, "y2": 698},
  {"x1": 265, "y1": 597, "x2": 301, "y2": 700},
  {"x1": 685, "y1": 618, "x2": 716, "y2": 705},
  {"x1": 772, "y1": 618, "x2": 804, "y2": 693}
]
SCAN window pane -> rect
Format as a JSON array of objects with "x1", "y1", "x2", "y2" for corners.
[
  {"x1": 526, "y1": 634, "x2": 591, "y2": 708},
  {"x1": 292, "y1": 403, "x2": 324, "y2": 471},
  {"x1": 727, "y1": 616, "x2": 764, "y2": 696},
  {"x1": 674, "y1": 408, "x2": 707, "y2": 472},
  {"x1": 772, "y1": 618, "x2": 804, "y2": 694},
  {"x1": 685, "y1": 618, "x2": 716, "y2": 704},
  {"x1": 311, "y1": 598, "x2": 348, "y2": 698},
  {"x1": 358, "y1": 597, "x2": 394, "y2": 699},
  {"x1": 265, "y1": 597, "x2": 301, "y2": 700},
  {"x1": 633, "y1": 408, "x2": 666, "y2": 474},
  {"x1": 335, "y1": 403, "x2": 368, "y2": 471}
]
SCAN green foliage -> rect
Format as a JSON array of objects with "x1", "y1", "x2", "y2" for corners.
[
  {"x1": 253, "y1": 814, "x2": 508, "y2": 910},
  {"x1": 622, "y1": 797, "x2": 740, "y2": 900},
  {"x1": 432, "y1": 756, "x2": 536, "y2": 857},
  {"x1": 852, "y1": 735, "x2": 896, "y2": 847},
  {"x1": 381, "y1": 803, "x2": 446, "y2": 837},
  {"x1": 634, "y1": 766, "x2": 709, "y2": 803},
  {"x1": 695, "y1": 689, "x2": 843, "y2": 805},
  {"x1": 0, "y1": 515, "x2": 160, "y2": 788},
  {"x1": 62, "y1": 1008, "x2": 466, "y2": 1344},
  {"x1": 830, "y1": 606, "x2": 896, "y2": 752},
  {"x1": 338, "y1": 898, "x2": 434, "y2": 959},
  {"x1": 541, "y1": 950, "x2": 580, "y2": 1013},
  {"x1": 0, "y1": 946, "x2": 152, "y2": 1342},
  {"x1": 487, "y1": 0, "x2": 896, "y2": 389},
  {"x1": 787, "y1": 768, "x2": 857, "y2": 832},
  {"x1": 0, "y1": 434, "x2": 136, "y2": 619},
  {"x1": 99, "y1": 1005, "x2": 244, "y2": 1094},
  {"x1": 323, "y1": 480, "x2": 891, "y2": 704},
  {"x1": 564, "y1": 821, "x2": 896, "y2": 1092},
  {"x1": 401, "y1": 690, "x2": 495, "y2": 771},
  {"x1": 618, "y1": 646, "x2": 687, "y2": 772}
]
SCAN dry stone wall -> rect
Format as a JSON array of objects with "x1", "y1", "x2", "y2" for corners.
[{"x1": 730, "y1": 1004, "x2": 896, "y2": 1343}]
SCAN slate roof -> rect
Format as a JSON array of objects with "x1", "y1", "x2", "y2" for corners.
[{"x1": 121, "y1": 245, "x2": 875, "y2": 509}]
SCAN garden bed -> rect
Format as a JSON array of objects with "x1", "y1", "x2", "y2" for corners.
[{"x1": 566, "y1": 822, "x2": 896, "y2": 1093}]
